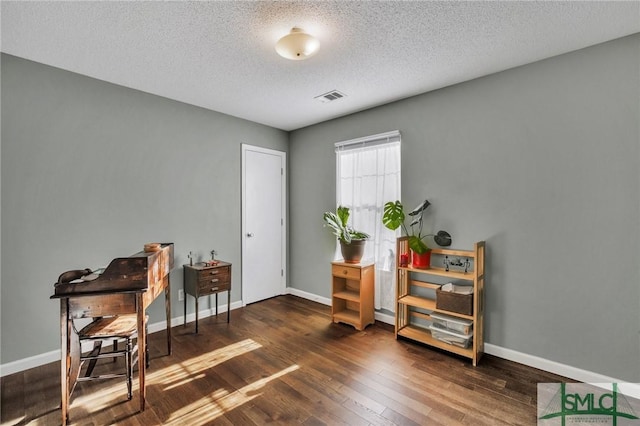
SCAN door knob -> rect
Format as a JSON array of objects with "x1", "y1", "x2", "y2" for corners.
[{"x1": 246, "y1": 233, "x2": 254, "y2": 237}]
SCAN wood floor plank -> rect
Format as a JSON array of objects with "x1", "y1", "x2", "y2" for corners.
[
  {"x1": 1, "y1": 295, "x2": 571, "y2": 425},
  {"x1": 278, "y1": 370, "x2": 368, "y2": 426},
  {"x1": 0, "y1": 368, "x2": 24, "y2": 425},
  {"x1": 339, "y1": 397, "x2": 400, "y2": 426},
  {"x1": 297, "y1": 353, "x2": 389, "y2": 417}
]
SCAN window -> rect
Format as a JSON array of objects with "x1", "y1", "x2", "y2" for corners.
[{"x1": 335, "y1": 130, "x2": 401, "y2": 312}]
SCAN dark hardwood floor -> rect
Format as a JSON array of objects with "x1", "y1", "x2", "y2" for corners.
[{"x1": 1, "y1": 295, "x2": 569, "y2": 425}]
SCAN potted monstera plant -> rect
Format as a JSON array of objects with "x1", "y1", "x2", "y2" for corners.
[
  {"x1": 382, "y1": 199, "x2": 432, "y2": 268},
  {"x1": 323, "y1": 206, "x2": 370, "y2": 264}
]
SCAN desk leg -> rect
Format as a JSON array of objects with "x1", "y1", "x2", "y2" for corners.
[
  {"x1": 165, "y1": 276, "x2": 172, "y2": 356},
  {"x1": 215, "y1": 293, "x2": 219, "y2": 316},
  {"x1": 60, "y1": 300, "x2": 70, "y2": 426},
  {"x1": 227, "y1": 290, "x2": 231, "y2": 323},
  {"x1": 137, "y1": 295, "x2": 146, "y2": 412}
]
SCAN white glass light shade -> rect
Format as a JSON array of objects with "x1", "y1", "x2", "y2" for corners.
[{"x1": 275, "y1": 27, "x2": 320, "y2": 60}]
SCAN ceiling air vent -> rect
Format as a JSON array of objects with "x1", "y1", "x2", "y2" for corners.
[{"x1": 314, "y1": 90, "x2": 347, "y2": 103}]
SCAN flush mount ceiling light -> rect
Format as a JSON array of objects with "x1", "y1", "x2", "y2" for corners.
[{"x1": 275, "y1": 27, "x2": 320, "y2": 60}]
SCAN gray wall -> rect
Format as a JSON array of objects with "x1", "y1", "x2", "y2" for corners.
[
  {"x1": 3, "y1": 33, "x2": 640, "y2": 383},
  {"x1": 1, "y1": 54, "x2": 288, "y2": 364},
  {"x1": 289, "y1": 34, "x2": 640, "y2": 382}
]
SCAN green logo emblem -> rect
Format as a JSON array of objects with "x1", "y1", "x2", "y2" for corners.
[{"x1": 539, "y1": 383, "x2": 639, "y2": 425}]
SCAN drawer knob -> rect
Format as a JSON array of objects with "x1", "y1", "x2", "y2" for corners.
[
  {"x1": 343, "y1": 270, "x2": 348, "y2": 275},
  {"x1": 211, "y1": 287, "x2": 219, "y2": 291},
  {"x1": 210, "y1": 270, "x2": 219, "y2": 275},
  {"x1": 211, "y1": 279, "x2": 219, "y2": 283}
]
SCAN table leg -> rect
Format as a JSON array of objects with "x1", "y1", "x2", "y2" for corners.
[
  {"x1": 215, "y1": 293, "x2": 219, "y2": 316},
  {"x1": 183, "y1": 269, "x2": 187, "y2": 328},
  {"x1": 195, "y1": 295, "x2": 199, "y2": 333},
  {"x1": 165, "y1": 276, "x2": 171, "y2": 356},
  {"x1": 227, "y1": 290, "x2": 231, "y2": 323}
]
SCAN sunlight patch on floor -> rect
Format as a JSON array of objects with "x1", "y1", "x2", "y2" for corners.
[
  {"x1": 148, "y1": 338, "x2": 263, "y2": 390},
  {"x1": 71, "y1": 338, "x2": 262, "y2": 414},
  {"x1": 71, "y1": 385, "x2": 125, "y2": 414},
  {"x1": 162, "y1": 372, "x2": 206, "y2": 391},
  {"x1": 165, "y1": 364, "x2": 300, "y2": 425},
  {"x1": 1, "y1": 414, "x2": 25, "y2": 425}
]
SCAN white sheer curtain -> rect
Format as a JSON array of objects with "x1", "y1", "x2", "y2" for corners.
[{"x1": 335, "y1": 131, "x2": 401, "y2": 311}]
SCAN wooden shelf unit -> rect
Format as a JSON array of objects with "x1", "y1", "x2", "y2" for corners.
[
  {"x1": 395, "y1": 237, "x2": 485, "y2": 366},
  {"x1": 331, "y1": 261, "x2": 375, "y2": 330}
]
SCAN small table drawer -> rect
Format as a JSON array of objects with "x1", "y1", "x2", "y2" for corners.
[
  {"x1": 196, "y1": 267, "x2": 230, "y2": 284},
  {"x1": 331, "y1": 264, "x2": 361, "y2": 280},
  {"x1": 198, "y1": 281, "x2": 230, "y2": 296},
  {"x1": 197, "y1": 266, "x2": 230, "y2": 278}
]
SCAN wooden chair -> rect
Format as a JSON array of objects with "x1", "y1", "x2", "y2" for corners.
[
  {"x1": 75, "y1": 314, "x2": 149, "y2": 400},
  {"x1": 56, "y1": 268, "x2": 150, "y2": 400}
]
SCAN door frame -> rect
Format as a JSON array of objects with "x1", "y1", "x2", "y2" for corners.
[{"x1": 241, "y1": 144, "x2": 287, "y2": 306}]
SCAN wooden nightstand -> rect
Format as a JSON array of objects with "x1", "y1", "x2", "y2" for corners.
[
  {"x1": 183, "y1": 262, "x2": 231, "y2": 333},
  {"x1": 331, "y1": 261, "x2": 375, "y2": 330}
]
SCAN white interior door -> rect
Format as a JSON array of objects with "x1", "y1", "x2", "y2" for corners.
[{"x1": 241, "y1": 145, "x2": 286, "y2": 305}]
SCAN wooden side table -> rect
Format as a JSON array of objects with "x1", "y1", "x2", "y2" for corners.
[
  {"x1": 331, "y1": 261, "x2": 375, "y2": 330},
  {"x1": 183, "y1": 261, "x2": 231, "y2": 333}
]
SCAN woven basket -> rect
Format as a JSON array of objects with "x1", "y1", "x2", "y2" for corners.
[{"x1": 436, "y1": 290, "x2": 473, "y2": 316}]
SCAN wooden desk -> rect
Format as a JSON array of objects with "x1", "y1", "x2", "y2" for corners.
[
  {"x1": 51, "y1": 243, "x2": 174, "y2": 425},
  {"x1": 183, "y1": 262, "x2": 231, "y2": 333}
]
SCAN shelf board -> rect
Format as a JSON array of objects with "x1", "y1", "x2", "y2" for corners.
[
  {"x1": 399, "y1": 265, "x2": 474, "y2": 281},
  {"x1": 397, "y1": 325, "x2": 473, "y2": 359},
  {"x1": 433, "y1": 308, "x2": 474, "y2": 321},
  {"x1": 332, "y1": 290, "x2": 360, "y2": 302},
  {"x1": 431, "y1": 248, "x2": 475, "y2": 258},
  {"x1": 409, "y1": 280, "x2": 441, "y2": 290},
  {"x1": 332, "y1": 309, "x2": 359, "y2": 324},
  {"x1": 398, "y1": 295, "x2": 435, "y2": 310}
]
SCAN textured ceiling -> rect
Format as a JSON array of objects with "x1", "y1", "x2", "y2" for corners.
[{"x1": 2, "y1": 1, "x2": 639, "y2": 131}]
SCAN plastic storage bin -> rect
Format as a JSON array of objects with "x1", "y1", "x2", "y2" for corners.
[
  {"x1": 430, "y1": 312, "x2": 473, "y2": 335},
  {"x1": 429, "y1": 325, "x2": 472, "y2": 348}
]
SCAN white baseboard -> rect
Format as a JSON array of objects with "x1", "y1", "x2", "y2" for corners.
[
  {"x1": 375, "y1": 311, "x2": 395, "y2": 325},
  {"x1": 148, "y1": 300, "x2": 244, "y2": 334},
  {"x1": 2, "y1": 291, "x2": 635, "y2": 394},
  {"x1": 483, "y1": 344, "x2": 637, "y2": 387},
  {"x1": 1, "y1": 350, "x2": 61, "y2": 377},
  {"x1": 485, "y1": 344, "x2": 640, "y2": 398},
  {"x1": 286, "y1": 287, "x2": 331, "y2": 306}
]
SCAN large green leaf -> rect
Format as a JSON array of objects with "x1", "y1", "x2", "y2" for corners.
[
  {"x1": 382, "y1": 201, "x2": 405, "y2": 230},
  {"x1": 323, "y1": 211, "x2": 345, "y2": 239},
  {"x1": 336, "y1": 206, "x2": 350, "y2": 227}
]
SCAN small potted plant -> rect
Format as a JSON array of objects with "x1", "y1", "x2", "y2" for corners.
[
  {"x1": 382, "y1": 199, "x2": 432, "y2": 268},
  {"x1": 323, "y1": 206, "x2": 370, "y2": 264}
]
